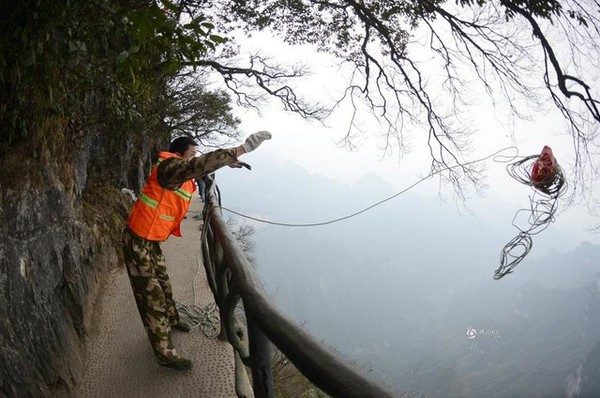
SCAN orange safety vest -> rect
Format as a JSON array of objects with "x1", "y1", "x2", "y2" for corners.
[{"x1": 127, "y1": 151, "x2": 196, "y2": 241}]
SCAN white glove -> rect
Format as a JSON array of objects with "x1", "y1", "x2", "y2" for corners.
[{"x1": 241, "y1": 130, "x2": 272, "y2": 153}]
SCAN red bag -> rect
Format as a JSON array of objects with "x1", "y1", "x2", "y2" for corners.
[{"x1": 531, "y1": 146, "x2": 557, "y2": 188}]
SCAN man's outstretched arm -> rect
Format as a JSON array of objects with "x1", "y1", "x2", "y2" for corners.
[{"x1": 157, "y1": 131, "x2": 271, "y2": 190}]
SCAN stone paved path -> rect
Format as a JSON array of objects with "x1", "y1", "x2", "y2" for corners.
[{"x1": 74, "y1": 198, "x2": 236, "y2": 398}]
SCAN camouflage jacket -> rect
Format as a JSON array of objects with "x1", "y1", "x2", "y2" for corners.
[{"x1": 156, "y1": 149, "x2": 238, "y2": 190}]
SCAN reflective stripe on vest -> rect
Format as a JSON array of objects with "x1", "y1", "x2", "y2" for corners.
[
  {"x1": 126, "y1": 151, "x2": 197, "y2": 241},
  {"x1": 139, "y1": 193, "x2": 159, "y2": 209},
  {"x1": 174, "y1": 188, "x2": 193, "y2": 201}
]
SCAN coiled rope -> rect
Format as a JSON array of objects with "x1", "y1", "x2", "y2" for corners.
[
  {"x1": 494, "y1": 155, "x2": 567, "y2": 280},
  {"x1": 176, "y1": 300, "x2": 220, "y2": 338}
]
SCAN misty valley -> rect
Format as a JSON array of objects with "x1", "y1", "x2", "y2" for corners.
[{"x1": 218, "y1": 156, "x2": 600, "y2": 397}]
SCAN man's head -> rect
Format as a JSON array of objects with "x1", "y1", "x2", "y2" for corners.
[{"x1": 169, "y1": 136, "x2": 197, "y2": 159}]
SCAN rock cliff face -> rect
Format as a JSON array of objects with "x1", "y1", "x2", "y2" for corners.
[
  {"x1": 0, "y1": 132, "x2": 162, "y2": 397},
  {"x1": 0, "y1": 2, "x2": 173, "y2": 395},
  {"x1": 565, "y1": 338, "x2": 600, "y2": 397}
]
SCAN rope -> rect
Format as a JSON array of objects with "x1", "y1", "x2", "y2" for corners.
[
  {"x1": 494, "y1": 155, "x2": 567, "y2": 280},
  {"x1": 176, "y1": 301, "x2": 220, "y2": 338},
  {"x1": 202, "y1": 145, "x2": 568, "y2": 282},
  {"x1": 175, "y1": 209, "x2": 222, "y2": 338},
  {"x1": 209, "y1": 145, "x2": 569, "y2": 281},
  {"x1": 219, "y1": 146, "x2": 520, "y2": 227}
]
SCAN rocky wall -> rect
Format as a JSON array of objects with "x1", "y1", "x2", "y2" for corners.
[{"x1": 0, "y1": 131, "x2": 157, "y2": 397}]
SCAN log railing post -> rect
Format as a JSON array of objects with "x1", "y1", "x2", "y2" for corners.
[{"x1": 247, "y1": 312, "x2": 274, "y2": 398}]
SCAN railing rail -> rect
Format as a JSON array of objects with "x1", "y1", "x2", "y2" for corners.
[{"x1": 201, "y1": 176, "x2": 396, "y2": 398}]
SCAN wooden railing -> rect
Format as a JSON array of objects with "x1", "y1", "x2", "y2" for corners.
[{"x1": 200, "y1": 176, "x2": 396, "y2": 398}]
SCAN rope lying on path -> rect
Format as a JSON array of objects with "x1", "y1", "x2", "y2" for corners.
[
  {"x1": 176, "y1": 301, "x2": 220, "y2": 338},
  {"x1": 177, "y1": 212, "x2": 221, "y2": 338}
]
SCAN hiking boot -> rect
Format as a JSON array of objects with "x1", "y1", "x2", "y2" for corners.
[
  {"x1": 171, "y1": 321, "x2": 191, "y2": 333},
  {"x1": 158, "y1": 357, "x2": 193, "y2": 371}
]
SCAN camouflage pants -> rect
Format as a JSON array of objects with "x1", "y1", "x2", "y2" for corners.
[{"x1": 122, "y1": 229, "x2": 181, "y2": 363}]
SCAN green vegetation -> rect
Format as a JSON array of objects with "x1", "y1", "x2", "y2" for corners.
[{"x1": 0, "y1": 0, "x2": 236, "y2": 181}]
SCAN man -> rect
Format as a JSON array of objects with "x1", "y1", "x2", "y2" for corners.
[{"x1": 123, "y1": 131, "x2": 271, "y2": 370}]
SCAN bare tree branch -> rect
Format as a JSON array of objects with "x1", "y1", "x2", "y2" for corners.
[{"x1": 183, "y1": 56, "x2": 329, "y2": 119}]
